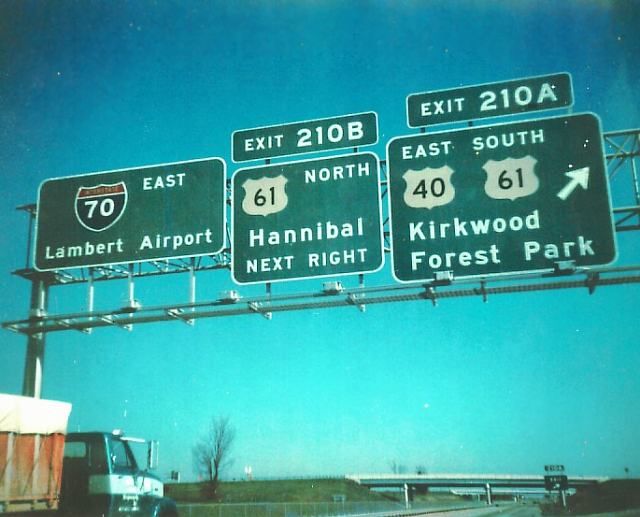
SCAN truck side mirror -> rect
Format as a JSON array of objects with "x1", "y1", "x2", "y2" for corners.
[{"x1": 147, "y1": 440, "x2": 159, "y2": 470}]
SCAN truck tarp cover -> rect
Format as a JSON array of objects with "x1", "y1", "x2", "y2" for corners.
[
  {"x1": 0, "y1": 394, "x2": 71, "y2": 434},
  {"x1": 0, "y1": 394, "x2": 72, "y2": 512}
]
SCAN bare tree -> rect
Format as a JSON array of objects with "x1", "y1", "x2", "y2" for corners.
[{"x1": 193, "y1": 416, "x2": 235, "y2": 498}]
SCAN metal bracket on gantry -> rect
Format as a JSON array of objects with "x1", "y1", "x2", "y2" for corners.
[
  {"x1": 119, "y1": 264, "x2": 141, "y2": 331},
  {"x1": 248, "y1": 302, "x2": 272, "y2": 320},
  {"x1": 551, "y1": 260, "x2": 577, "y2": 276},
  {"x1": 347, "y1": 275, "x2": 367, "y2": 312},
  {"x1": 585, "y1": 272, "x2": 600, "y2": 295},
  {"x1": 347, "y1": 293, "x2": 366, "y2": 313},
  {"x1": 166, "y1": 258, "x2": 197, "y2": 325},
  {"x1": 422, "y1": 286, "x2": 438, "y2": 307},
  {"x1": 432, "y1": 270, "x2": 454, "y2": 285},
  {"x1": 474, "y1": 280, "x2": 489, "y2": 303},
  {"x1": 166, "y1": 308, "x2": 195, "y2": 326},
  {"x1": 249, "y1": 283, "x2": 273, "y2": 320}
]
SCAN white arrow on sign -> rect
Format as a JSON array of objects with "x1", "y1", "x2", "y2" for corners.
[{"x1": 557, "y1": 167, "x2": 590, "y2": 201}]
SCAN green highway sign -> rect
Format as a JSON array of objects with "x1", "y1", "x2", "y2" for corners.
[
  {"x1": 387, "y1": 113, "x2": 616, "y2": 282},
  {"x1": 232, "y1": 112, "x2": 378, "y2": 162},
  {"x1": 35, "y1": 158, "x2": 226, "y2": 270},
  {"x1": 232, "y1": 152, "x2": 384, "y2": 284},
  {"x1": 407, "y1": 72, "x2": 573, "y2": 127},
  {"x1": 545, "y1": 475, "x2": 569, "y2": 491}
]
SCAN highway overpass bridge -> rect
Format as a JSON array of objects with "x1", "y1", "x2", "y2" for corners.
[{"x1": 346, "y1": 473, "x2": 609, "y2": 504}]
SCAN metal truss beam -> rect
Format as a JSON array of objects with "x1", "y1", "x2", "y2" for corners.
[
  {"x1": 3, "y1": 265, "x2": 640, "y2": 335},
  {"x1": 12, "y1": 252, "x2": 232, "y2": 285},
  {"x1": 604, "y1": 128, "x2": 640, "y2": 231}
]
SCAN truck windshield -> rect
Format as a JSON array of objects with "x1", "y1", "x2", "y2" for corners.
[
  {"x1": 109, "y1": 437, "x2": 138, "y2": 472},
  {"x1": 126, "y1": 440, "x2": 152, "y2": 471}
]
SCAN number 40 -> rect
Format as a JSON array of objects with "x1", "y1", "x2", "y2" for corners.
[{"x1": 412, "y1": 178, "x2": 446, "y2": 198}]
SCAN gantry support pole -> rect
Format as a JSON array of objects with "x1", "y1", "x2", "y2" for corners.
[{"x1": 22, "y1": 276, "x2": 49, "y2": 398}]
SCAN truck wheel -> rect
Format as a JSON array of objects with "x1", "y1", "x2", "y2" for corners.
[{"x1": 154, "y1": 500, "x2": 179, "y2": 517}]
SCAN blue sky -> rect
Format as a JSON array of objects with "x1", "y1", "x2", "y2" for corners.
[{"x1": 1, "y1": 1, "x2": 639, "y2": 481}]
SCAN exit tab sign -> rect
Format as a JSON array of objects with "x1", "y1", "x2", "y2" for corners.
[
  {"x1": 407, "y1": 73, "x2": 573, "y2": 127},
  {"x1": 232, "y1": 112, "x2": 378, "y2": 162}
]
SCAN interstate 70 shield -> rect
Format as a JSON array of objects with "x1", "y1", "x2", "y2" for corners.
[{"x1": 74, "y1": 182, "x2": 128, "y2": 232}]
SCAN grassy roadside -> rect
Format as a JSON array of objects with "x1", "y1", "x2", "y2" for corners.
[
  {"x1": 166, "y1": 478, "x2": 640, "y2": 514},
  {"x1": 540, "y1": 480, "x2": 640, "y2": 515},
  {"x1": 568, "y1": 480, "x2": 640, "y2": 515},
  {"x1": 165, "y1": 478, "x2": 396, "y2": 504}
]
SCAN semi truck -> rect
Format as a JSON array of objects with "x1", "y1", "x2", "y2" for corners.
[{"x1": 0, "y1": 394, "x2": 177, "y2": 516}]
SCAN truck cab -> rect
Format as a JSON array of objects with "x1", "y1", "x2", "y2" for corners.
[{"x1": 60, "y1": 431, "x2": 177, "y2": 517}]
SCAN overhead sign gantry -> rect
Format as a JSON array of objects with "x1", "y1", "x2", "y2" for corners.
[{"x1": 8, "y1": 72, "x2": 639, "y2": 404}]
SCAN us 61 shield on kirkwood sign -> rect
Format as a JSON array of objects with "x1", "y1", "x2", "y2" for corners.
[
  {"x1": 34, "y1": 157, "x2": 226, "y2": 270},
  {"x1": 231, "y1": 152, "x2": 384, "y2": 284},
  {"x1": 387, "y1": 113, "x2": 617, "y2": 282}
]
